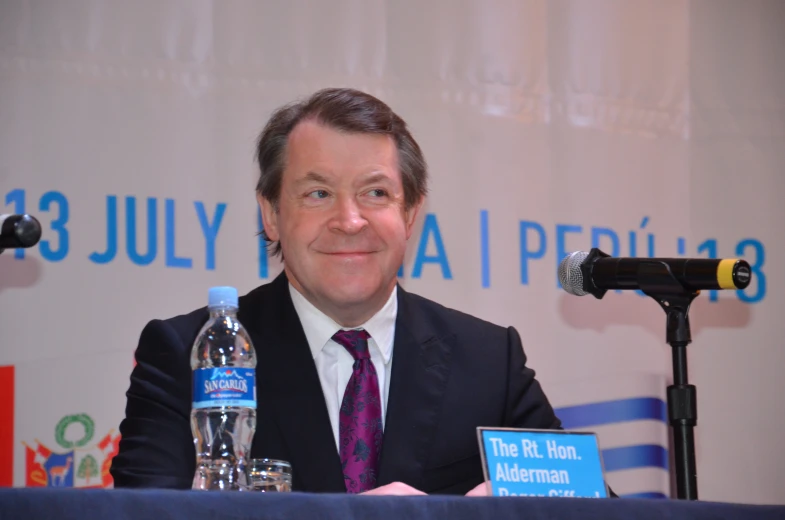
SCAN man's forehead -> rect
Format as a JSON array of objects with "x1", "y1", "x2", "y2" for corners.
[{"x1": 284, "y1": 121, "x2": 401, "y2": 180}]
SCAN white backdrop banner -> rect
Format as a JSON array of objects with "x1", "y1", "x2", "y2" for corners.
[{"x1": 1, "y1": 0, "x2": 783, "y2": 504}]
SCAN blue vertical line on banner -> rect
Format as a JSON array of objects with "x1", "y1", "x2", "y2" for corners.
[
  {"x1": 5, "y1": 189, "x2": 26, "y2": 259},
  {"x1": 257, "y1": 208, "x2": 268, "y2": 279},
  {"x1": 480, "y1": 210, "x2": 490, "y2": 288}
]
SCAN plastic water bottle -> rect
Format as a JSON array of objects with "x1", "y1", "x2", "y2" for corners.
[{"x1": 190, "y1": 286, "x2": 257, "y2": 491}]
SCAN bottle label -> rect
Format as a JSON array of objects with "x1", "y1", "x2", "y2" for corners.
[{"x1": 192, "y1": 367, "x2": 256, "y2": 409}]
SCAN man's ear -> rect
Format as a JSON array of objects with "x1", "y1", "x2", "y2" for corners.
[
  {"x1": 258, "y1": 193, "x2": 280, "y2": 241},
  {"x1": 404, "y1": 197, "x2": 425, "y2": 240}
]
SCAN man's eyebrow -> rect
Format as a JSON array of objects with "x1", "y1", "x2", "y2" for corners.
[{"x1": 359, "y1": 172, "x2": 395, "y2": 185}]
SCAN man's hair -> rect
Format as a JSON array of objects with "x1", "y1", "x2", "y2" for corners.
[{"x1": 255, "y1": 87, "x2": 428, "y2": 257}]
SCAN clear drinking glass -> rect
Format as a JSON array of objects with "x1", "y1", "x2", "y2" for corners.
[{"x1": 247, "y1": 459, "x2": 292, "y2": 492}]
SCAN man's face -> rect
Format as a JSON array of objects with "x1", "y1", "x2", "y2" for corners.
[{"x1": 260, "y1": 120, "x2": 421, "y2": 323}]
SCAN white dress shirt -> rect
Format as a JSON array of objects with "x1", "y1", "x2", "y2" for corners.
[{"x1": 288, "y1": 283, "x2": 397, "y2": 452}]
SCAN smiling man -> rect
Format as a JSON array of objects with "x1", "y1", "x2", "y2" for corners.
[
  {"x1": 110, "y1": 88, "x2": 561, "y2": 495},
  {"x1": 259, "y1": 116, "x2": 414, "y2": 330}
]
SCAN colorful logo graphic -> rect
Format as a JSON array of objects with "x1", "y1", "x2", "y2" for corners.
[
  {"x1": 548, "y1": 374, "x2": 672, "y2": 499},
  {"x1": 210, "y1": 369, "x2": 243, "y2": 380},
  {"x1": 22, "y1": 414, "x2": 120, "y2": 488}
]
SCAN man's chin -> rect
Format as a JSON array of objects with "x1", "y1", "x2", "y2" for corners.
[
  {"x1": 321, "y1": 277, "x2": 392, "y2": 306},
  {"x1": 327, "y1": 285, "x2": 383, "y2": 307}
]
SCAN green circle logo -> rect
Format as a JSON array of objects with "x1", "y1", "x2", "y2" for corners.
[{"x1": 54, "y1": 414, "x2": 95, "y2": 449}]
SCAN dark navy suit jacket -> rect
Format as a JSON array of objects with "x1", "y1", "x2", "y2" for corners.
[{"x1": 110, "y1": 273, "x2": 562, "y2": 494}]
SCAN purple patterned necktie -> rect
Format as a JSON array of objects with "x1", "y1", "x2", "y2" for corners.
[{"x1": 332, "y1": 329, "x2": 383, "y2": 493}]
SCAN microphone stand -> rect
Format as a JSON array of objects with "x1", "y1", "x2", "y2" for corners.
[
  {"x1": 581, "y1": 249, "x2": 699, "y2": 500},
  {"x1": 637, "y1": 262, "x2": 699, "y2": 501}
]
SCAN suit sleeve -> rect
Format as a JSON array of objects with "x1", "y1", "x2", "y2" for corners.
[
  {"x1": 502, "y1": 326, "x2": 562, "y2": 430},
  {"x1": 110, "y1": 319, "x2": 195, "y2": 489}
]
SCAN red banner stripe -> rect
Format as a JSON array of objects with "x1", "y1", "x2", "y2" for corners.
[{"x1": 0, "y1": 365, "x2": 14, "y2": 487}]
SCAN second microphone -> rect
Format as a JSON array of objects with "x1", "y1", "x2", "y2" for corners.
[{"x1": 559, "y1": 248, "x2": 751, "y2": 297}]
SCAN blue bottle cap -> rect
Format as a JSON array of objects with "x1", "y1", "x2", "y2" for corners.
[{"x1": 208, "y1": 286, "x2": 239, "y2": 308}]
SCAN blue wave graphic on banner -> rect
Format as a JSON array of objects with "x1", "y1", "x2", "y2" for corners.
[
  {"x1": 555, "y1": 397, "x2": 667, "y2": 429},
  {"x1": 622, "y1": 492, "x2": 669, "y2": 499},
  {"x1": 602, "y1": 444, "x2": 668, "y2": 472},
  {"x1": 554, "y1": 397, "x2": 670, "y2": 499}
]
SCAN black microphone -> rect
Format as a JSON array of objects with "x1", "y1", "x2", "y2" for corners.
[
  {"x1": 558, "y1": 248, "x2": 751, "y2": 297},
  {"x1": 0, "y1": 214, "x2": 42, "y2": 250}
]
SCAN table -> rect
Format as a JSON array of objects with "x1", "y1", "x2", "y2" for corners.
[{"x1": 1, "y1": 488, "x2": 784, "y2": 520}]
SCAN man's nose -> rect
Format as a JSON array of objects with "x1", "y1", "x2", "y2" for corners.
[{"x1": 328, "y1": 195, "x2": 368, "y2": 235}]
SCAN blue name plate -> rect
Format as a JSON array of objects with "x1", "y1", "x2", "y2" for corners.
[{"x1": 477, "y1": 427, "x2": 608, "y2": 498}]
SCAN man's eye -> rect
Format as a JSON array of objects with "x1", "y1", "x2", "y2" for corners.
[
  {"x1": 368, "y1": 189, "x2": 388, "y2": 197},
  {"x1": 307, "y1": 190, "x2": 329, "y2": 199}
]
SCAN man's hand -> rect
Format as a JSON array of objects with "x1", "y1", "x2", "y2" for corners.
[
  {"x1": 361, "y1": 482, "x2": 427, "y2": 496},
  {"x1": 465, "y1": 482, "x2": 491, "y2": 497}
]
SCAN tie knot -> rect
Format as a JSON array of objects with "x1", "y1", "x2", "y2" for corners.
[{"x1": 332, "y1": 329, "x2": 371, "y2": 360}]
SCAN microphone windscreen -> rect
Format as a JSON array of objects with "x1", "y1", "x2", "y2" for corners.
[{"x1": 558, "y1": 251, "x2": 590, "y2": 296}]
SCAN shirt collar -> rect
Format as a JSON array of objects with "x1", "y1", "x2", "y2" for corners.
[{"x1": 288, "y1": 283, "x2": 397, "y2": 365}]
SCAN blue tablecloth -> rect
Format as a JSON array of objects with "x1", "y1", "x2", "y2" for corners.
[{"x1": 1, "y1": 488, "x2": 784, "y2": 520}]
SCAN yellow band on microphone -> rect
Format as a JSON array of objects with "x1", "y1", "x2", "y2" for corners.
[{"x1": 717, "y1": 259, "x2": 739, "y2": 289}]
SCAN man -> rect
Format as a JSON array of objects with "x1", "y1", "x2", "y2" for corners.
[{"x1": 110, "y1": 88, "x2": 562, "y2": 495}]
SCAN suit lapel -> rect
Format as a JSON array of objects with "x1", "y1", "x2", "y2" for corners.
[
  {"x1": 240, "y1": 273, "x2": 345, "y2": 492},
  {"x1": 376, "y1": 286, "x2": 455, "y2": 489}
]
